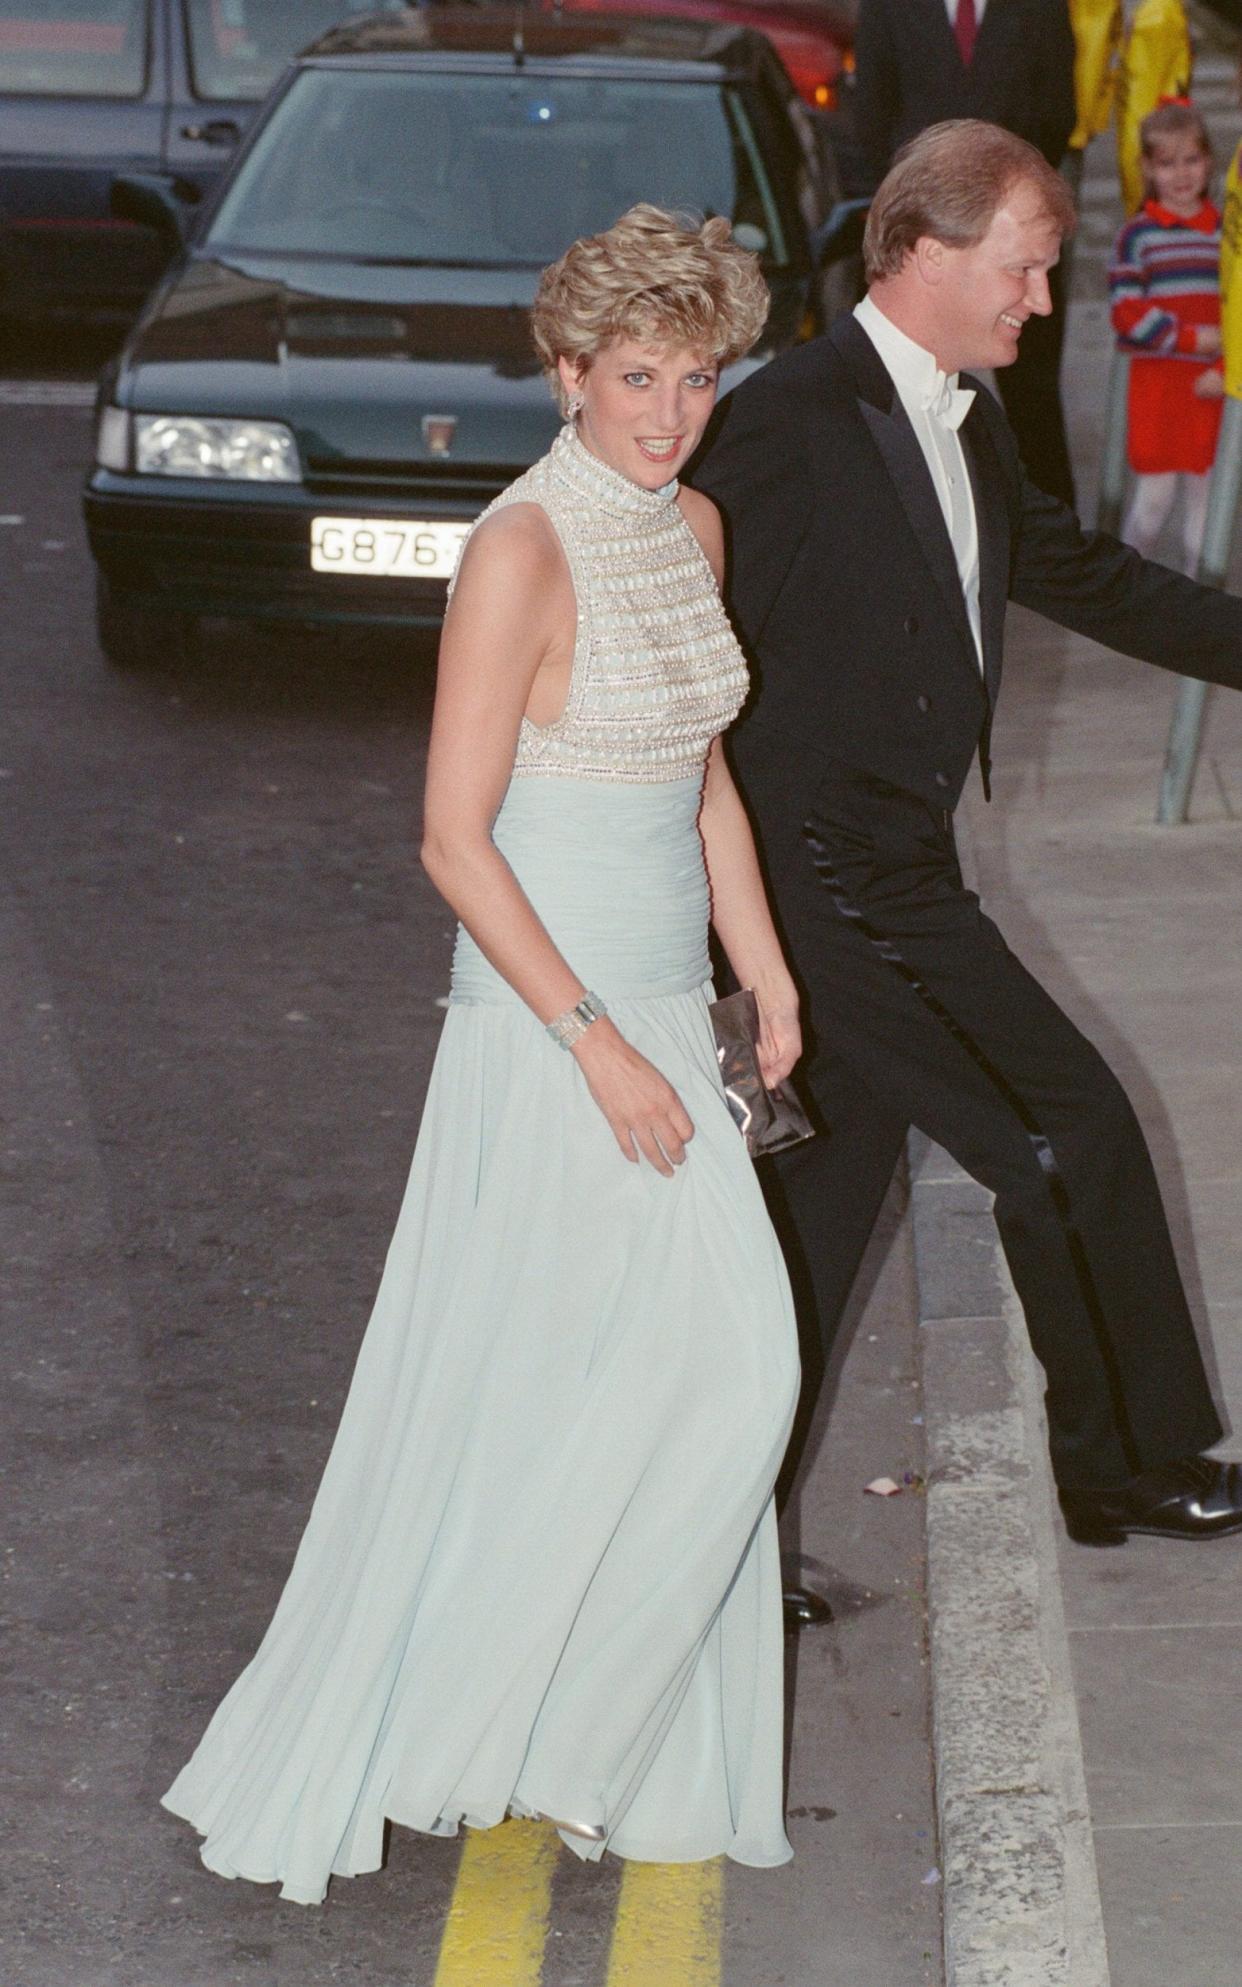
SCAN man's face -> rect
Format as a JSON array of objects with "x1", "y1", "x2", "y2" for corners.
[{"x1": 928, "y1": 179, "x2": 1062, "y2": 374}]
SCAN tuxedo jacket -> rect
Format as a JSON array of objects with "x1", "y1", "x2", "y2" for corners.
[
  {"x1": 852, "y1": 0, "x2": 1077, "y2": 177},
  {"x1": 690, "y1": 316, "x2": 1242, "y2": 818}
]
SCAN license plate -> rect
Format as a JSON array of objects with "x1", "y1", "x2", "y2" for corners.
[{"x1": 310, "y1": 516, "x2": 471, "y2": 579}]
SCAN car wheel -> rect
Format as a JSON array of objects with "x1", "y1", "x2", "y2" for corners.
[{"x1": 95, "y1": 571, "x2": 195, "y2": 669}]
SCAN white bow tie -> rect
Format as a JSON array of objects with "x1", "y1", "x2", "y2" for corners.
[{"x1": 921, "y1": 371, "x2": 976, "y2": 431}]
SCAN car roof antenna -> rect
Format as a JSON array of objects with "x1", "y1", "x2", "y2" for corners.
[{"x1": 513, "y1": 1, "x2": 526, "y2": 66}]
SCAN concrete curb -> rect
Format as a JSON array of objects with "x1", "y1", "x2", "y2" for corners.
[{"x1": 910, "y1": 823, "x2": 1111, "y2": 1986}]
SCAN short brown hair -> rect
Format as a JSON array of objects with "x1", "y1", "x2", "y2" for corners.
[
  {"x1": 531, "y1": 204, "x2": 769, "y2": 413},
  {"x1": 863, "y1": 119, "x2": 1077, "y2": 283},
  {"x1": 1140, "y1": 99, "x2": 1212, "y2": 201}
]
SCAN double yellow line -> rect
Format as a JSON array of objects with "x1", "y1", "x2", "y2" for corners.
[{"x1": 433, "y1": 1819, "x2": 723, "y2": 1987}]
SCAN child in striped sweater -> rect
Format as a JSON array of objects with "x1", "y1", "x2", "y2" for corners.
[{"x1": 1109, "y1": 99, "x2": 1223, "y2": 573}]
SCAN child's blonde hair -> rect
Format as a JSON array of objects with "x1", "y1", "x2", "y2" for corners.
[{"x1": 1139, "y1": 100, "x2": 1213, "y2": 203}]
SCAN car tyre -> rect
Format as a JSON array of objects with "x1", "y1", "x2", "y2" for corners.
[{"x1": 95, "y1": 570, "x2": 195, "y2": 669}]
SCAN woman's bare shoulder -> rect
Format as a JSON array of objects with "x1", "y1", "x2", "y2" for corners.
[
  {"x1": 444, "y1": 501, "x2": 575, "y2": 686},
  {"x1": 677, "y1": 486, "x2": 725, "y2": 585},
  {"x1": 464, "y1": 500, "x2": 562, "y2": 575}
]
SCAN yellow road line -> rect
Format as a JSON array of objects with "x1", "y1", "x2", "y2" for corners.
[
  {"x1": 604, "y1": 1859, "x2": 724, "y2": 1987},
  {"x1": 433, "y1": 1819, "x2": 560, "y2": 1987}
]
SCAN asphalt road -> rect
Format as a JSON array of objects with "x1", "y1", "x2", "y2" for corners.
[{"x1": 0, "y1": 330, "x2": 939, "y2": 1987}]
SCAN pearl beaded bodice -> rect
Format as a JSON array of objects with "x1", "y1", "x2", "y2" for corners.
[{"x1": 458, "y1": 423, "x2": 749, "y2": 784}]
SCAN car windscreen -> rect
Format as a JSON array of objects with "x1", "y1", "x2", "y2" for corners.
[
  {"x1": 184, "y1": 0, "x2": 410, "y2": 104},
  {"x1": 205, "y1": 66, "x2": 791, "y2": 268},
  {"x1": 0, "y1": 0, "x2": 148, "y2": 97}
]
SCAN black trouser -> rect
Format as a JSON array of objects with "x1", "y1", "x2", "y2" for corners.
[
  {"x1": 742, "y1": 746, "x2": 1221, "y2": 1492},
  {"x1": 994, "y1": 259, "x2": 1076, "y2": 511}
]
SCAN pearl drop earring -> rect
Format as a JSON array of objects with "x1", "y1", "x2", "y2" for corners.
[{"x1": 567, "y1": 392, "x2": 584, "y2": 419}]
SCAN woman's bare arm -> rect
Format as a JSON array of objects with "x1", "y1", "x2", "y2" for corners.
[{"x1": 422, "y1": 504, "x2": 583, "y2": 1022}]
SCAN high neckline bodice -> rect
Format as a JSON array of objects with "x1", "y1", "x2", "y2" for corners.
[
  {"x1": 547, "y1": 422, "x2": 679, "y2": 518},
  {"x1": 451, "y1": 423, "x2": 747, "y2": 784}
]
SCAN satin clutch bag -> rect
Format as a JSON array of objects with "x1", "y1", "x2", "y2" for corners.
[{"x1": 708, "y1": 988, "x2": 815, "y2": 1160}]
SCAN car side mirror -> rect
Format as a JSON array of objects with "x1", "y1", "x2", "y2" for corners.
[
  {"x1": 812, "y1": 198, "x2": 870, "y2": 268},
  {"x1": 111, "y1": 174, "x2": 202, "y2": 251}
]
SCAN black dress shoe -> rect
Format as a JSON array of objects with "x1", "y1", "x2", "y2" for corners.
[
  {"x1": 1059, "y1": 1456, "x2": 1242, "y2": 1546},
  {"x1": 783, "y1": 1585, "x2": 834, "y2": 1630}
]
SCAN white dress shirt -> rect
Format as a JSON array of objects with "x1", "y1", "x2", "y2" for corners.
[
  {"x1": 853, "y1": 292, "x2": 983, "y2": 673},
  {"x1": 944, "y1": 0, "x2": 988, "y2": 22}
]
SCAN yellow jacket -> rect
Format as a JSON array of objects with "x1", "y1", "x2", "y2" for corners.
[
  {"x1": 1116, "y1": 0, "x2": 1193, "y2": 214},
  {"x1": 1068, "y1": 0, "x2": 1122, "y2": 150}
]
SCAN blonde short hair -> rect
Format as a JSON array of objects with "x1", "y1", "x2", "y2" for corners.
[
  {"x1": 864, "y1": 120, "x2": 1076, "y2": 283},
  {"x1": 532, "y1": 203, "x2": 769, "y2": 412}
]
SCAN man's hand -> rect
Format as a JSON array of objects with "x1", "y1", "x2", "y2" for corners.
[{"x1": 1194, "y1": 368, "x2": 1226, "y2": 400}]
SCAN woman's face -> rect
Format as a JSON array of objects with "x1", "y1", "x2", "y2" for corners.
[
  {"x1": 559, "y1": 338, "x2": 719, "y2": 488},
  {"x1": 1147, "y1": 135, "x2": 1210, "y2": 216}
]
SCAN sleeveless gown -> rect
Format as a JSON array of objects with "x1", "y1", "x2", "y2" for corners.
[{"x1": 161, "y1": 424, "x2": 801, "y2": 1904}]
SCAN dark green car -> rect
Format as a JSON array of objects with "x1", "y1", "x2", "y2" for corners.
[{"x1": 84, "y1": 5, "x2": 846, "y2": 666}]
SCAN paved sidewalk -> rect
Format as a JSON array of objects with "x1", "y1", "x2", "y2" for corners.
[
  {"x1": 914, "y1": 66, "x2": 1242, "y2": 1986},
  {"x1": 955, "y1": 589, "x2": 1242, "y2": 1987}
]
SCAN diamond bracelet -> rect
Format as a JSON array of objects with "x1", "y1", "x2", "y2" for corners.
[{"x1": 546, "y1": 989, "x2": 608, "y2": 1050}]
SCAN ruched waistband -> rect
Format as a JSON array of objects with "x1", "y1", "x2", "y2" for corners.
[{"x1": 450, "y1": 775, "x2": 710, "y2": 1005}]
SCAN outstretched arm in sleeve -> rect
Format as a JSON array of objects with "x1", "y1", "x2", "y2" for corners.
[{"x1": 1001, "y1": 420, "x2": 1242, "y2": 690}]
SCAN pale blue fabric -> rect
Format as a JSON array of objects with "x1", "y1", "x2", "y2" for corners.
[
  {"x1": 162, "y1": 771, "x2": 800, "y2": 1904},
  {"x1": 452, "y1": 777, "x2": 711, "y2": 1001}
]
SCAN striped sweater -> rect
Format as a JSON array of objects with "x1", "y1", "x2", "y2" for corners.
[{"x1": 1109, "y1": 198, "x2": 1221, "y2": 357}]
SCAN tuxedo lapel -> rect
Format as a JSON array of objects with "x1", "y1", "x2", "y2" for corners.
[
  {"x1": 829, "y1": 316, "x2": 978, "y2": 677},
  {"x1": 959, "y1": 390, "x2": 1009, "y2": 704},
  {"x1": 856, "y1": 401, "x2": 979, "y2": 664}
]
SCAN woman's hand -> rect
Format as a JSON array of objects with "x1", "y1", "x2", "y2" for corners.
[
  {"x1": 1195, "y1": 325, "x2": 1223, "y2": 357},
  {"x1": 572, "y1": 1020, "x2": 695, "y2": 1177},
  {"x1": 754, "y1": 985, "x2": 802, "y2": 1088}
]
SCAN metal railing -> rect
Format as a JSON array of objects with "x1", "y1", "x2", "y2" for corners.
[{"x1": 1095, "y1": 348, "x2": 1131, "y2": 539}]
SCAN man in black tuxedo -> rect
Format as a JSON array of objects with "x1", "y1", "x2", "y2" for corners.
[
  {"x1": 852, "y1": 0, "x2": 1078, "y2": 506},
  {"x1": 692, "y1": 119, "x2": 1242, "y2": 1554}
]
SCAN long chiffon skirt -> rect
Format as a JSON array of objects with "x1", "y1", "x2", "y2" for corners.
[{"x1": 162, "y1": 775, "x2": 800, "y2": 1903}]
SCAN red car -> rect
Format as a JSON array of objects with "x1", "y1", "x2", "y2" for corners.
[{"x1": 548, "y1": 0, "x2": 855, "y2": 108}]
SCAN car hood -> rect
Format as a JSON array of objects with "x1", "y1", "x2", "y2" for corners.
[{"x1": 117, "y1": 252, "x2": 560, "y2": 468}]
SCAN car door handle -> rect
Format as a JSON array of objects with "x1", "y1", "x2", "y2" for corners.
[{"x1": 180, "y1": 119, "x2": 241, "y2": 146}]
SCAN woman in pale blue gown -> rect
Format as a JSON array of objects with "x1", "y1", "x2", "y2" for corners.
[{"x1": 163, "y1": 205, "x2": 804, "y2": 1905}]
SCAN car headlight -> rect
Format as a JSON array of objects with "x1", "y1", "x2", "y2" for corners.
[{"x1": 134, "y1": 415, "x2": 301, "y2": 482}]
